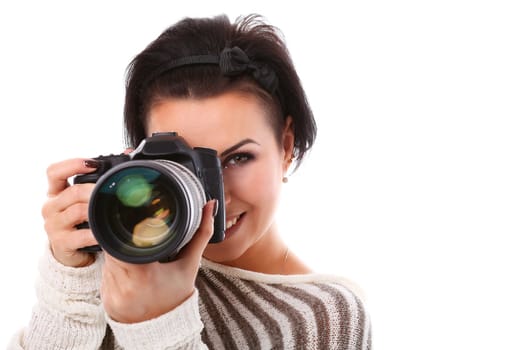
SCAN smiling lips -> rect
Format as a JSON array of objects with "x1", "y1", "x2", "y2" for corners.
[{"x1": 226, "y1": 213, "x2": 243, "y2": 230}]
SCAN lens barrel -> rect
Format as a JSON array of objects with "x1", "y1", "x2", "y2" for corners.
[{"x1": 88, "y1": 159, "x2": 206, "y2": 263}]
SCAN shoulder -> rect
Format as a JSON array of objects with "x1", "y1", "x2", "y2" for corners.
[
  {"x1": 198, "y1": 260, "x2": 372, "y2": 349},
  {"x1": 199, "y1": 258, "x2": 368, "y2": 323}
]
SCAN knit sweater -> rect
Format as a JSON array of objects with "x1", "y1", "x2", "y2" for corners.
[{"x1": 9, "y1": 248, "x2": 371, "y2": 350}]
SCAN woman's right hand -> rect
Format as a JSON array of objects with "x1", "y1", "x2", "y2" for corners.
[{"x1": 41, "y1": 158, "x2": 100, "y2": 267}]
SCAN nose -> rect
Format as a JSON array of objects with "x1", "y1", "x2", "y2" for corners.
[{"x1": 222, "y1": 181, "x2": 232, "y2": 206}]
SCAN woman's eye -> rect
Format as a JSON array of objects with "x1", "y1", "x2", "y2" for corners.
[{"x1": 223, "y1": 153, "x2": 254, "y2": 169}]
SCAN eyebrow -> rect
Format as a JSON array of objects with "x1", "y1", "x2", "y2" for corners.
[{"x1": 220, "y1": 138, "x2": 260, "y2": 157}]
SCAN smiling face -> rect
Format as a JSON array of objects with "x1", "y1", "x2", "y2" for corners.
[{"x1": 146, "y1": 91, "x2": 294, "y2": 263}]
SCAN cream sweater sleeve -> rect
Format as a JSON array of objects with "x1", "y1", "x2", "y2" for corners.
[
  {"x1": 106, "y1": 290, "x2": 207, "y2": 350},
  {"x1": 8, "y1": 247, "x2": 106, "y2": 349}
]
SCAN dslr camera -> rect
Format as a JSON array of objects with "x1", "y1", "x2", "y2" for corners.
[{"x1": 74, "y1": 132, "x2": 225, "y2": 263}]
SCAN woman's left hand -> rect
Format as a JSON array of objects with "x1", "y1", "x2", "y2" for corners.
[{"x1": 100, "y1": 200, "x2": 216, "y2": 323}]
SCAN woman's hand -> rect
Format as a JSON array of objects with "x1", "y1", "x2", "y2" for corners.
[
  {"x1": 101, "y1": 200, "x2": 216, "y2": 323},
  {"x1": 42, "y1": 158, "x2": 100, "y2": 267}
]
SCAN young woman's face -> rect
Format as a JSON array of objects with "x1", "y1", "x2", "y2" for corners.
[{"x1": 147, "y1": 91, "x2": 293, "y2": 262}]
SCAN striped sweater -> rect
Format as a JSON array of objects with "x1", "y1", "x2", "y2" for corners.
[
  {"x1": 195, "y1": 259, "x2": 371, "y2": 349},
  {"x1": 10, "y1": 249, "x2": 371, "y2": 350}
]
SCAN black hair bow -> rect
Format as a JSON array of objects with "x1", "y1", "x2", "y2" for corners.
[{"x1": 220, "y1": 47, "x2": 278, "y2": 94}]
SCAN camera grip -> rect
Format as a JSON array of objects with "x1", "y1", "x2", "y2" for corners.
[
  {"x1": 78, "y1": 245, "x2": 103, "y2": 252},
  {"x1": 75, "y1": 222, "x2": 102, "y2": 252}
]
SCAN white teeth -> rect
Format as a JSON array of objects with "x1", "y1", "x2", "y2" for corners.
[{"x1": 226, "y1": 215, "x2": 241, "y2": 230}]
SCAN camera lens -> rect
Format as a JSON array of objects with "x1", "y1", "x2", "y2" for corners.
[{"x1": 88, "y1": 160, "x2": 206, "y2": 263}]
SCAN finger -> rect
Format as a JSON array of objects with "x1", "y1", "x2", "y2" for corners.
[
  {"x1": 51, "y1": 228, "x2": 98, "y2": 253},
  {"x1": 176, "y1": 200, "x2": 216, "y2": 269},
  {"x1": 46, "y1": 158, "x2": 99, "y2": 197},
  {"x1": 70, "y1": 228, "x2": 99, "y2": 250},
  {"x1": 44, "y1": 202, "x2": 89, "y2": 234},
  {"x1": 42, "y1": 184, "x2": 94, "y2": 219}
]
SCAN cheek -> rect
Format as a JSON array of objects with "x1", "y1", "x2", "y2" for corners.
[{"x1": 226, "y1": 159, "x2": 282, "y2": 207}]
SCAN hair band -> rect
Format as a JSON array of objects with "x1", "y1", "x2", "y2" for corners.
[{"x1": 142, "y1": 46, "x2": 278, "y2": 95}]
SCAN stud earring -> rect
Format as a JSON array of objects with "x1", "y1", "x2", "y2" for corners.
[{"x1": 283, "y1": 157, "x2": 293, "y2": 183}]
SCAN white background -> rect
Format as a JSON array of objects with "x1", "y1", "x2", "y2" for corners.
[{"x1": 1, "y1": 1, "x2": 524, "y2": 349}]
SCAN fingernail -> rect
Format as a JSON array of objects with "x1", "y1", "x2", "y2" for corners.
[
  {"x1": 84, "y1": 159, "x2": 100, "y2": 169},
  {"x1": 212, "y1": 199, "x2": 219, "y2": 217}
]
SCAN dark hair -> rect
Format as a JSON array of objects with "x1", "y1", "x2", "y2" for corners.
[{"x1": 124, "y1": 14, "x2": 316, "y2": 167}]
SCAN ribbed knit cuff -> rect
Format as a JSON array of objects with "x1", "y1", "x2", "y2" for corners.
[
  {"x1": 39, "y1": 245, "x2": 103, "y2": 293},
  {"x1": 107, "y1": 290, "x2": 204, "y2": 350},
  {"x1": 22, "y1": 246, "x2": 107, "y2": 349},
  {"x1": 35, "y1": 245, "x2": 104, "y2": 323}
]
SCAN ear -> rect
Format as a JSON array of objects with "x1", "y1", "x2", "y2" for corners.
[{"x1": 281, "y1": 116, "x2": 295, "y2": 173}]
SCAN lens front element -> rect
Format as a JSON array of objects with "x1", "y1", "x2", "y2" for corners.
[
  {"x1": 88, "y1": 160, "x2": 206, "y2": 263},
  {"x1": 113, "y1": 171, "x2": 174, "y2": 248},
  {"x1": 115, "y1": 174, "x2": 153, "y2": 208}
]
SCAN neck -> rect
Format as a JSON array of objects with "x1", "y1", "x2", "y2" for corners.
[{"x1": 221, "y1": 223, "x2": 289, "y2": 274}]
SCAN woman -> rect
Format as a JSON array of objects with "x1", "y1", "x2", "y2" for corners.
[{"x1": 11, "y1": 14, "x2": 371, "y2": 349}]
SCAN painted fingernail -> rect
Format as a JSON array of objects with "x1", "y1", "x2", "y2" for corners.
[{"x1": 84, "y1": 159, "x2": 100, "y2": 168}]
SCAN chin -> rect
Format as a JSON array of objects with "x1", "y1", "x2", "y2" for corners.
[
  {"x1": 202, "y1": 243, "x2": 245, "y2": 263},
  {"x1": 202, "y1": 226, "x2": 256, "y2": 263}
]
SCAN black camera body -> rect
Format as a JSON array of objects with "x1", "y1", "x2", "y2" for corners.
[{"x1": 75, "y1": 132, "x2": 225, "y2": 263}]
